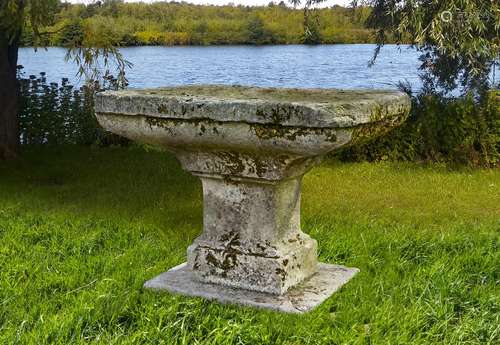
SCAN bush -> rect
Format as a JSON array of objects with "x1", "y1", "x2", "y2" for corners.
[
  {"x1": 55, "y1": 19, "x2": 85, "y2": 47},
  {"x1": 339, "y1": 91, "x2": 500, "y2": 167},
  {"x1": 17, "y1": 67, "x2": 128, "y2": 146},
  {"x1": 134, "y1": 31, "x2": 191, "y2": 45},
  {"x1": 247, "y1": 15, "x2": 276, "y2": 44}
]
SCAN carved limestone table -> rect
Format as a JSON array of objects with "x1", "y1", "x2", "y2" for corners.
[{"x1": 95, "y1": 85, "x2": 410, "y2": 313}]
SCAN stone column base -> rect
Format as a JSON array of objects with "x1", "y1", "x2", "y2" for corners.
[
  {"x1": 187, "y1": 235, "x2": 318, "y2": 295},
  {"x1": 144, "y1": 262, "x2": 359, "y2": 313}
]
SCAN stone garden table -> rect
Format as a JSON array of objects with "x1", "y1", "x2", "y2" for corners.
[{"x1": 95, "y1": 85, "x2": 410, "y2": 313}]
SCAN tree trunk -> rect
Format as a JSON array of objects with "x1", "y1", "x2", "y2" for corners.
[{"x1": 0, "y1": 33, "x2": 20, "y2": 160}]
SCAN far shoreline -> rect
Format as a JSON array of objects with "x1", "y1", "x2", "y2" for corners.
[{"x1": 20, "y1": 43, "x2": 402, "y2": 49}]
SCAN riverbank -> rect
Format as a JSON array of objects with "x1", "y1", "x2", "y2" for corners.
[
  {"x1": 23, "y1": 2, "x2": 377, "y2": 47},
  {"x1": 1, "y1": 146, "x2": 498, "y2": 344}
]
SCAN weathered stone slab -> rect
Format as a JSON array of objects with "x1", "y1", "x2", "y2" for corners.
[
  {"x1": 144, "y1": 262, "x2": 359, "y2": 313},
  {"x1": 95, "y1": 85, "x2": 410, "y2": 128}
]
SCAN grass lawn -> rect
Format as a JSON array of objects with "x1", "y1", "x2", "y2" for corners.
[{"x1": 0, "y1": 146, "x2": 498, "y2": 344}]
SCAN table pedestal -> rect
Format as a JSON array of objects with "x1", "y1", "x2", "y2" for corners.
[{"x1": 144, "y1": 150, "x2": 359, "y2": 312}]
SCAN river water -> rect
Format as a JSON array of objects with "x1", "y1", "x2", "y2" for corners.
[{"x1": 16, "y1": 44, "x2": 453, "y2": 91}]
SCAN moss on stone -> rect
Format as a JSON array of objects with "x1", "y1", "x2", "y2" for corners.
[
  {"x1": 350, "y1": 107, "x2": 410, "y2": 145},
  {"x1": 216, "y1": 152, "x2": 246, "y2": 175},
  {"x1": 251, "y1": 123, "x2": 337, "y2": 143},
  {"x1": 140, "y1": 85, "x2": 402, "y2": 104},
  {"x1": 145, "y1": 116, "x2": 222, "y2": 137},
  {"x1": 157, "y1": 104, "x2": 169, "y2": 114}
]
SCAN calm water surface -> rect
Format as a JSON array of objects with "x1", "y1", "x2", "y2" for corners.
[{"x1": 19, "y1": 45, "x2": 425, "y2": 90}]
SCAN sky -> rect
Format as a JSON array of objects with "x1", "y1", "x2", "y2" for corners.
[{"x1": 68, "y1": 0, "x2": 352, "y2": 8}]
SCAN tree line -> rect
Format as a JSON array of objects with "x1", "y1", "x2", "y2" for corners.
[{"x1": 21, "y1": 1, "x2": 376, "y2": 47}]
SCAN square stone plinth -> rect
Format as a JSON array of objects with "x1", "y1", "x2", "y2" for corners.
[{"x1": 144, "y1": 263, "x2": 359, "y2": 313}]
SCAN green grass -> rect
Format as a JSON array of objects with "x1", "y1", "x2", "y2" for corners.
[{"x1": 0, "y1": 146, "x2": 498, "y2": 344}]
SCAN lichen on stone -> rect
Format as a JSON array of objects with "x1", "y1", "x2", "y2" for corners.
[
  {"x1": 251, "y1": 123, "x2": 337, "y2": 143},
  {"x1": 349, "y1": 107, "x2": 409, "y2": 145}
]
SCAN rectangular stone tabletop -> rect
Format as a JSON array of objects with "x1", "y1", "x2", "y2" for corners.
[{"x1": 95, "y1": 85, "x2": 410, "y2": 128}]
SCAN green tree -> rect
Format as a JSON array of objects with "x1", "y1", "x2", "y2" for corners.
[
  {"x1": 289, "y1": 0, "x2": 325, "y2": 44},
  {"x1": 57, "y1": 19, "x2": 84, "y2": 47},
  {"x1": 296, "y1": 0, "x2": 498, "y2": 94},
  {"x1": 1, "y1": 0, "x2": 52, "y2": 159},
  {"x1": 0, "y1": 0, "x2": 127, "y2": 159},
  {"x1": 247, "y1": 15, "x2": 275, "y2": 44},
  {"x1": 362, "y1": 0, "x2": 499, "y2": 95},
  {"x1": 302, "y1": 11, "x2": 322, "y2": 44}
]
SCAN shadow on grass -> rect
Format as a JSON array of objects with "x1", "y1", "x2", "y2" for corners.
[{"x1": 0, "y1": 145, "x2": 203, "y2": 232}]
